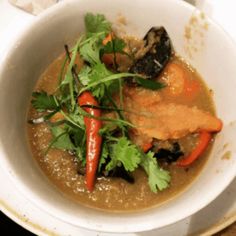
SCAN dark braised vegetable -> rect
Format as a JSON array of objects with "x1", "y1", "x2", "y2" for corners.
[
  {"x1": 177, "y1": 132, "x2": 211, "y2": 166},
  {"x1": 97, "y1": 156, "x2": 135, "y2": 183},
  {"x1": 78, "y1": 159, "x2": 135, "y2": 184},
  {"x1": 104, "y1": 166, "x2": 134, "y2": 183},
  {"x1": 154, "y1": 142, "x2": 183, "y2": 163},
  {"x1": 130, "y1": 27, "x2": 172, "y2": 79}
]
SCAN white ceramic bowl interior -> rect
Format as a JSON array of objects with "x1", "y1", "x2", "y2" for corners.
[{"x1": 0, "y1": 0, "x2": 236, "y2": 233}]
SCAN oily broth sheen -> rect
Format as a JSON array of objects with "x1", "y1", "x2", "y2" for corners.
[{"x1": 27, "y1": 54, "x2": 215, "y2": 212}]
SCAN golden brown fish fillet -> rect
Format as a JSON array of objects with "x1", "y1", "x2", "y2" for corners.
[{"x1": 123, "y1": 88, "x2": 222, "y2": 140}]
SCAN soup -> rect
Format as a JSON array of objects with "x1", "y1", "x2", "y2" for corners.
[{"x1": 27, "y1": 13, "x2": 222, "y2": 211}]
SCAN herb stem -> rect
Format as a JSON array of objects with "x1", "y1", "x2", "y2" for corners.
[
  {"x1": 104, "y1": 85, "x2": 124, "y2": 120},
  {"x1": 64, "y1": 44, "x2": 83, "y2": 89},
  {"x1": 64, "y1": 45, "x2": 71, "y2": 61},
  {"x1": 81, "y1": 104, "x2": 124, "y2": 112},
  {"x1": 104, "y1": 85, "x2": 127, "y2": 136},
  {"x1": 58, "y1": 56, "x2": 68, "y2": 89},
  {"x1": 77, "y1": 106, "x2": 134, "y2": 127},
  {"x1": 118, "y1": 79, "x2": 126, "y2": 136},
  {"x1": 118, "y1": 79, "x2": 124, "y2": 116},
  {"x1": 60, "y1": 110, "x2": 84, "y2": 129},
  {"x1": 79, "y1": 73, "x2": 143, "y2": 94},
  {"x1": 65, "y1": 40, "x2": 81, "y2": 111},
  {"x1": 111, "y1": 35, "x2": 118, "y2": 70}
]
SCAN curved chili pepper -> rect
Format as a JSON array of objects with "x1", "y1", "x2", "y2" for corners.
[
  {"x1": 142, "y1": 142, "x2": 153, "y2": 153},
  {"x1": 177, "y1": 131, "x2": 211, "y2": 167},
  {"x1": 78, "y1": 91, "x2": 102, "y2": 191}
]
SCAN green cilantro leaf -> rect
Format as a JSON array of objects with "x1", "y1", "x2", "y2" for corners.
[
  {"x1": 79, "y1": 35, "x2": 101, "y2": 65},
  {"x1": 85, "y1": 13, "x2": 111, "y2": 34},
  {"x1": 78, "y1": 62, "x2": 114, "y2": 98},
  {"x1": 88, "y1": 63, "x2": 113, "y2": 98},
  {"x1": 60, "y1": 39, "x2": 81, "y2": 110},
  {"x1": 75, "y1": 146, "x2": 86, "y2": 166},
  {"x1": 50, "y1": 126, "x2": 75, "y2": 150},
  {"x1": 81, "y1": 13, "x2": 112, "y2": 65},
  {"x1": 69, "y1": 127, "x2": 86, "y2": 165},
  {"x1": 67, "y1": 125, "x2": 85, "y2": 146},
  {"x1": 135, "y1": 77, "x2": 166, "y2": 90},
  {"x1": 106, "y1": 137, "x2": 141, "y2": 172},
  {"x1": 102, "y1": 38, "x2": 126, "y2": 54},
  {"x1": 78, "y1": 66, "x2": 91, "y2": 86},
  {"x1": 140, "y1": 151, "x2": 171, "y2": 192},
  {"x1": 31, "y1": 91, "x2": 59, "y2": 112},
  {"x1": 68, "y1": 107, "x2": 85, "y2": 128}
]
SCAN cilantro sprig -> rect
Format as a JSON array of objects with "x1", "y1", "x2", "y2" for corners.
[
  {"x1": 102, "y1": 38, "x2": 126, "y2": 54},
  {"x1": 105, "y1": 137, "x2": 141, "y2": 172},
  {"x1": 85, "y1": 13, "x2": 111, "y2": 35},
  {"x1": 31, "y1": 91, "x2": 59, "y2": 112},
  {"x1": 141, "y1": 151, "x2": 171, "y2": 192},
  {"x1": 99, "y1": 137, "x2": 170, "y2": 192}
]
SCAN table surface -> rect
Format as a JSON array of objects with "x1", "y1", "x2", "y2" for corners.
[
  {"x1": 0, "y1": 211, "x2": 35, "y2": 235},
  {"x1": 1, "y1": 210, "x2": 236, "y2": 235}
]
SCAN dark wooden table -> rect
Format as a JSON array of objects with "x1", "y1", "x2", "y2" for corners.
[
  {"x1": 0, "y1": 211, "x2": 35, "y2": 235},
  {"x1": 1, "y1": 209, "x2": 235, "y2": 235}
]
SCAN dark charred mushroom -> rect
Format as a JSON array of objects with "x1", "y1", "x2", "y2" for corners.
[
  {"x1": 154, "y1": 142, "x2": 184, "y2": 164},
  {"x1": 78, "y1": 155, "x2": 135, "y2": 184},
  {"x1": 130, "y1": 27, "x2": 172, "y2": 79},
  {"x1": 104, "y1": 166, "x2": 134, "y2": 183}
]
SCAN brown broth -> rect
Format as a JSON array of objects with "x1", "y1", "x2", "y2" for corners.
[{"x1": 27, "y1": 54, "x2": 215, "y2": 212}]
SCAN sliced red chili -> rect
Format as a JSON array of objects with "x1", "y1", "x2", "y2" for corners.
[
  {"x1": 78, "y1": 91, "x2": 102, "y2": 191},
  {"x1": 177, "y1": 131, "x2": 211, "y2": 167}
]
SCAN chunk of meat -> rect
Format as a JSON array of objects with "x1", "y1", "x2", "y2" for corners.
[
  {"x1": 124, "y1": 86, "x2": 162, "y2": 108},
  {"x1": 123, "y1": 88, "x2": 222, "y2": 140},
  {"x1": 160, "y1": 62, "x2": 200, "y2": 100},
  {"x1": 161, "y1": 62, "x2": 186, "y2": 96}
]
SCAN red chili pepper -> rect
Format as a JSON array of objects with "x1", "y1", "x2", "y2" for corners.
[
  {"x1": 101, "y1": 32, "x2": 122, "y2": 66},
  {"x1": 142, "y1": 142, "x2": 153, "y2": 153},
  {"x1": 78, "y1": 91, "x2": 102, "y2": 191},
  {"x1": 177, "y1": 131, "x2": 211, "y2": 167}
]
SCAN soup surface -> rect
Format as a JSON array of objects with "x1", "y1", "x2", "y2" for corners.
[
  {"x1": 27, "y1": 13, "x2": 223, "y2": 212},
  {"x1": 27, "y1": 54, "x2": 215, "y2": 211}
]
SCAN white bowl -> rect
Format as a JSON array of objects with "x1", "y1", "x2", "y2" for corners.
[{"x1": 0, "y1": 0, "x2": 236, "y2": 233}]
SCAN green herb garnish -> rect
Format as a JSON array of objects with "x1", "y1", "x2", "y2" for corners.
[
  {"x1": 102, "y1": 38, "x2": 126, "y2": 54},
  {"x1": 85, "y1": 13, "x2": 111, "y2": 35},
  {"x1": 30, "y1": 13, "x2": 170, "y2": 193},
  {"x1": 31, "y1": 91, "x2": 59, "y2": 112},
  {"x1": 135, "y1": 77, "x2": 166, "y2": 90},
  {"x1": 105, "y1": 137, "x2": 141, "y2": 172},
  {"x1": 141, "y1": 151, "x2": 171, "y2": 192}
]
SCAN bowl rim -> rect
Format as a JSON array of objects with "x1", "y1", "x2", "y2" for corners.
[{"x1": 0, "y1": 0, "x2": 236, "y2": 233}]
